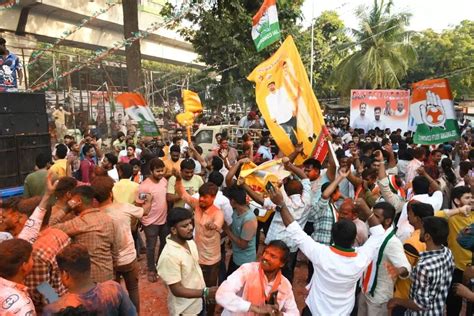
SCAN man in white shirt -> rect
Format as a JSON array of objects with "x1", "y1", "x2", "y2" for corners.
[
  {"x1": 0, "y1": 239, "x2": 35, "y2": 316},
  {"x1": 358, "y1": 201, "x2": 411, "y2": 316},
  {"x1": 101, "y1": 153, "x2": 119, "y2": 182},
  {"x1": 405, "y1": 147, "x2": 426, "y2": 185},
  {"x1": 257, "y1": 136, "x2": 273, "y2": 162},
  {"x1": 394, "y1": 101, "x2": 406, "y2": 117},
  {"x1": 266, "y1": 184, "x2": 387, "y2": 316},
  {"x1": 242, "y1": 158, "x2": 312, "y2": 284},
  {"x1": 216, "y1": 240, "x2": 299, "y2": 315},
  {"x1": 341, "y1": 128, "x2": 354, "y2": 144},
  {"x1": 353, "y1": 102, "x2": 370, "y2": 132},
  {"x1": 266, "y1": 81, "x2": 297, "y2": 145},
  {"x1": 371, "y1": 106, "x2": 386, "y2": 130}
]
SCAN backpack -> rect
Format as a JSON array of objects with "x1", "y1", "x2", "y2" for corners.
[{"x1": 457, "y1": 223, "x2": 474, "y2": 252}]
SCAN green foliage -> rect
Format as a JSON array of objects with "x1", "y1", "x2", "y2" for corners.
[
  {"x1": 333, "y1": 0, "x2": 416, "y2": 94},
  {"x1": 298, "y1": 11, "x2": 351, "y2": 98},
  {"x1": 162, "y1": 0, "x2": 304, "y2": 108},
  {"x1": 406, "y1": 20, "x2": 474, "y2": 99}
]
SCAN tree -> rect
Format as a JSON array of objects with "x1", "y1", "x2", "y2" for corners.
[
  {"x1": 298, "y1": 11, "x2": 351, "y2": 99},
  {"x1": 122, "y1": 0, "x2": 143, "y2": 91},
  {"x1": 162, "y1": 0, "x2": 305, "y2": 109},
  {"x1": 333, "y1": 0, "x2": 415, "y2": 94},
  {"x1": 406, "y1": 20, "x2": 474, "y2": 99}
]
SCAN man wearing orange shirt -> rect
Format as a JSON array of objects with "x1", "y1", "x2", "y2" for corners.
[{"x1": 175, "y1": 174, "x2": 224, "y2": 316}]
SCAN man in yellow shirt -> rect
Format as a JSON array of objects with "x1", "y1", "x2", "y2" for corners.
[
  {"x1": 112, "y1": 163, "x2": 139, "y2": 204},
  {"x1": 50, "y1": 144, "x2": 68, "y2": 177},
  {"x1": 438, "y1": 186, "x2": 473, "y2": 315}
]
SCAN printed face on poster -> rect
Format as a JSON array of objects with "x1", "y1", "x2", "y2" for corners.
[{"x1": 349, "y1": 89, "x2": 410, "y2": 133}]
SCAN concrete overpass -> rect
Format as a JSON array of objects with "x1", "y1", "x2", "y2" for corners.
[{"x1": 0, "y1": 0, "x2": 201, "y2": 69}]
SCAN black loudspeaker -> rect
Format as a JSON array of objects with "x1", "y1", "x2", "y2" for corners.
[
  {"x1": 0, "y1": 133, "x2": 51, "y2": 188},
  {"x1": 0, "y1": 92, "x2": 48, "y2": 135},
  {"x1": 0, "y1": 92, "x2": 46, "y2": 113}
]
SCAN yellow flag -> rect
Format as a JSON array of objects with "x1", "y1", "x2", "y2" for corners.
[
  {"x1": 240, "y1": 159, "x2": 291, "y2": 193},
  {"x1": 176, "y1": 112, "x2": 194, "y2": 127},
  {"x1": 182, "y1": 89, "x2": 203, "y2": 113},
  {"x1": 247, "y1": 35, "x2": 326, "y2": 165}
]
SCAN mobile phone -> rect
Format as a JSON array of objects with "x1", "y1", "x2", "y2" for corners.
[
  {"x1": 37, "y1": 282, "x2": 59, "y2": 304},
  {"x1": 265, "y1": 181, "x2": 275, "y2": 192},
  {"x1": 139, "y1": 193, "x2": 147, "y2": 201},
  {"x1": 268, "y1": 291, "x2": 278, "y2": 305}
]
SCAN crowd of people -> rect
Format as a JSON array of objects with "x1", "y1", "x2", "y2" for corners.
[{"x1": 1, "y1": 116, "x2": 474, "y2": 316}]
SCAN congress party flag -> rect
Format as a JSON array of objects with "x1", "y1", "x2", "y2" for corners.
[
  {"x1": 182, "y1": 89, "x2": 203, "y2": 113},
  {"x1": 410, "y1": 79, "x2": 460, "y2": 144},
  {"x1": 247, "y1": 35, "x2": 327, "y2": 165},
  {"x1": 251, "y1": 0, "x2": 281, "y2": 52},
  {"x1": 115, "y1": 93, "x2": 159, "y2": 136}
]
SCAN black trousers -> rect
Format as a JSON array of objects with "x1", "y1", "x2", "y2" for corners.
[
  {"x1": 280, "y1": 116, "x2": 298, "y2": 145},
  {"x1": 302, "y1": 306, "x2": 312, "y2": 316},
  {"x1": 303, "y1": 221, "x2": 315, "y2": 283},
  {"x1": 446, "y1": 268, "x2": 464, "y2": 315}
]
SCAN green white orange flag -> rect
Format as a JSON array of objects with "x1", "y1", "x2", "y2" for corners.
[
  {"x1": 251, "y1": 0, "x2": 281, "y2": 52},
  {"x1": 115, "y1": 93, "x2": 160, "y2": 136},
  {"x1": 410, "y1": 78, "x2": 460, "y2": 144}
]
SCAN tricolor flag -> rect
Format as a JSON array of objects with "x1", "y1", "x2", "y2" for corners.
[
  {"x1": 115, "y1": 93, "x2": 159, "y2": 136},
  {"x1": 251, "y1": 0, "x2": 281, "y2": 52},
  {"x1": 410, "y1": 78, "x2": 460, "y2": 144}
]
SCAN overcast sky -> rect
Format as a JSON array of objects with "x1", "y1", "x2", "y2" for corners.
[{"x1": 302, "y1": 0, "x2": 473, "y2": 32}]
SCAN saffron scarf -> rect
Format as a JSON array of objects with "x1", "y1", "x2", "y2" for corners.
[{"x1": 246, "y1": 264, "x2": 282, "y2": 307}]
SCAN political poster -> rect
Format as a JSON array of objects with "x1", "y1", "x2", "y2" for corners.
[
  {"x1": 115, "y1": 93, "x2": 159, "y2": 136},
  {"x1": 410, "y1": 78, "x2": 460, "y2": 144},
  {"x1": 350, "y1": 89, "x2": 410, "y2": 133},
  {"x1": 247, "y1": 35, "x2": 326, "y2": 165}
]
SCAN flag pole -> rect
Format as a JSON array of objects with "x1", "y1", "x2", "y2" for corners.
[{"x1": 309, "y1": 1, "x2": 315, "y2": 88}]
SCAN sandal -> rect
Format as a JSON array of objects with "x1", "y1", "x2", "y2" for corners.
[{"x1": 147, "y1": 271, "x2": 158, "y2": 283}]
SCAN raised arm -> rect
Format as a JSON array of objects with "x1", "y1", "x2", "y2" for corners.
[
  {"x1": 322, "y1": 167, "x2": 350, "y2": 200},
  {"x1": 226, "y1": 158, "x2": 249, "y2": 187},
  {"x1": 416, "y1": 167, "x2": 441, "y2": 192},
  {"x1": 375, "y1": 150, "x2": 387, "y2": 180},
  {"x1": 326, "y1": 151, "x2": 337, "y2": 182},
  {"x1": 288, "y1": 143, "x2": 304, "y2": 164},
  {"x1": 188, "y1": 143, "x2": 207, "y2": 169},
  {"x1": 241, "y1": 181, "x2": 265, "y2": 206},
  {"x1": 282, "y1": 157, "x2": 307, "y2": 180},
  {"x1": 174, "y1": 171, "x2": 199, "y2": 209},
  {"x1": 18, "y1": 172, "x2": 57, "y2": 243},
  {"x1": 384, "y1": 144, "x2": 397, "y2": 169}
]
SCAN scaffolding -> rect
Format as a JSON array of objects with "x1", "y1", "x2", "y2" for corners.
[{"x1": 6, "y1": 42, "x2": 195, "y2": 137}]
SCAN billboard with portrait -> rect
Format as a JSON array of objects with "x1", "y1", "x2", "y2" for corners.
[{"x1": 349, "y1": 89, "x2": 410, "y2": 133}]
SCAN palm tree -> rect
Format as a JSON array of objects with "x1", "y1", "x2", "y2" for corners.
[{"x1": 333, "y1": 0, "x2": 416, "y2": 93}]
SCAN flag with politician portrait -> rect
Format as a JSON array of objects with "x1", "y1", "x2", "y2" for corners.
[{"x1": 248, "y1": 35, "x2": 326, "y2": 165}]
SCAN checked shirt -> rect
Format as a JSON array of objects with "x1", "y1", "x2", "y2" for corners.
[{"x1": 408, "y1": 246, "x2": 454, "y2": 315}]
